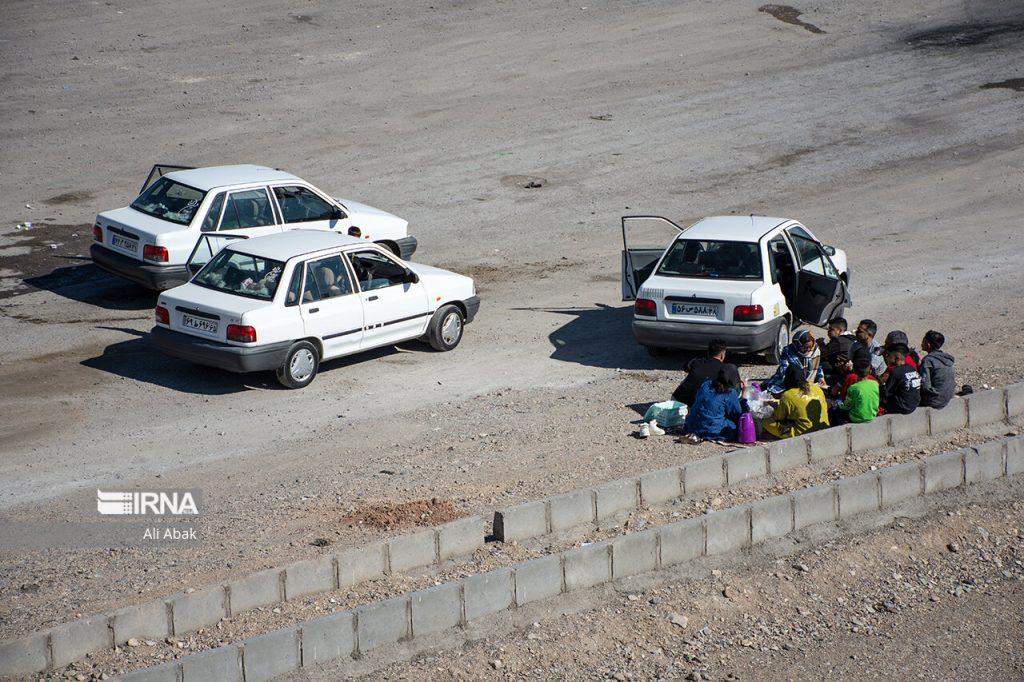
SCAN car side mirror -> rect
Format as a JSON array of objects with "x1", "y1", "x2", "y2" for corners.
[
  {"x1": 404, "y1": 270, "x2": 419, "y2": 284},
  {"x1": 331, "y1": 207, "x2": 346, "y2": 220},
  {"x1": 823, "y1": 244, "x2": 836, "y2": 256}
]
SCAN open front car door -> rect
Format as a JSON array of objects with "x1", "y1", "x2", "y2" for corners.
[
  {"x1": 620, "y1": 215, "x2": 684, "y2": 301},
  {"x1": 790, "y1": 233, "x2": 848, "y2": 326},
  {"x1": 140, "y1": 164, "x2": 196, "y2": 194},
  {"x1": 186, "y1": 233, "x2": 248, "y2": 277}
]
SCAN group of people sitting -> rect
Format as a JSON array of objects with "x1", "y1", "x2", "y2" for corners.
[{"x1": 667, "y1": 318, "x2": 957, "y2": 444}]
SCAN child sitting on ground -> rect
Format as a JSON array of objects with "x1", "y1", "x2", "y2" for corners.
[
  {"x1": 760, "y1": 364, "x2": 829, "y2": 439},
  {"x1": 881, "y1": 344, "x2": 922, "y2": 414},
  {"x1": 919, "y1": 330, "x2": 956, "y2": 408},
  {"x1": 681, "y1": 371, "x2": 750, "y2": 443},
  {"x1": 833, "y1": 356, "x2": 879, "y2": 424}
]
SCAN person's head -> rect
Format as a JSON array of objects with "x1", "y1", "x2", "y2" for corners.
[
  {"x1": 827, "y1": 317, "x2": 848, "y2": 340},
  {"x1": 707, "y1": 339, "x2": 728, "y2": 361},
  {"x1": 834, "y1": 352, "x2": 851, "y2": 373},
  {"x1": 884, "y1": 343, "x2": 908, "y2": 367},
  {"x1": 712, "y1": 369, "x2": 735, "y2": 394},
  {"x1": 855, "y1": 319, "x2": 877, "y2": 345},
  {"x1": 853, "y1": 355, "x2": 872, "y2": 379},
  {"x1": 885, "y1": 330, "x2": 909, "y2": 348},
  {"x1": 922, "y1": 330, "x2": 945, "y2": 353},
  {"x1": 792, "y1": 329, "x2": 816, "y2": 354},
  {"x1": 783, "y1": 362, "x2": 809, "y2": 393}
]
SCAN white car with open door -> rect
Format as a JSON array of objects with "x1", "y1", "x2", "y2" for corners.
[
  {"x1": 91, "y1": 164, "x2": 416, "y2": 290},
  {"x1": 150, "y1": 230, "x2": 479, "y2": 388},
  {"x1": 621, "y1": 215, "x2": 851, "y2": 363}
]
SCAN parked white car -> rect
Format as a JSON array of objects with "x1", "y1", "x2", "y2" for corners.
[
  {"x1": 91, "y1": 164, "x2": 416, "y2": 290},
  {"x1": 150, "y1": 230, "x2": 479, "y2": 388},
  {"x1": 621, "y1": 215, "x2": 851, "y2": 362}
]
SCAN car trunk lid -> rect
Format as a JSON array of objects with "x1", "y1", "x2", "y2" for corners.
[
  {"x1": 97, "y1": 206, "x2": 190, "y2": 261},
  {"x1": 158, "y1": 283, "x2": 271, "y2": 343},
  {"x1": 640, "y1": 275, "x2": 760, "y2": 324}
]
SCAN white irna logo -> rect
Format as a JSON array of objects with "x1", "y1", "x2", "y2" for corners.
[{"x1": 97, "y1": 490, "x2": 199, "y2": 516}]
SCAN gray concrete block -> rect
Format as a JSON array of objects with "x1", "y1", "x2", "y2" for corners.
[
  {"x1": 513, "y1": 555, "x2": 562, "y2": 606},
  {"x1": 879, "y1": 461, "x2": 922, "y2": 507},
  {"x1": 120, "y1": 661, "x2": 180, "y2": 682},
  {"x1": 563, "y1": 543, "x2": 611, "y2": 591},
  {"x1": 659, "y1": 517, "x2": 705, "y2": 566},
  {"x1": 1008, "y1": 436, "x2": 1024, "y2": 476},
  {"x1": 284, "y1": 556, "x2": 336, "y2": 600},
  {"x1": 683, "y1": 455, "x2": 725, "y2": 493},
  {"x1": 355, "y1": 597, "x2": 409, "y2": 653},
  {"x1": 0, "y1": 633, "x2": 49, "y2": 677},
  {"x1": 849, "y1": 416, "x2": 891, "y2": 452},
  {"x1": 725, "y1": 446, "x2": 768, "y2": 484},
  {"x1": 767, "y1": 438, "x2": 808, "y2": 472},
  {"x1": 227, "y1": 568, "x2": 281, "y2": 616},
  {"x1": 639, "y1": 467, "x2": 683, "y2": 506},
  {"x1": 493, "y1": 500, "x2": 548, "y2": 542},
  {"x1": 705, "y1": 505, "x2": 750, "y2": 555},
  {"x1": 929, "y1": 396, "x2": 967, "y2": 434},
  {"x1": 299, "y1": 611, "x2": 355, "y2": 667},
  {"x1": 387, "y1": 529, "x2": 437, "y2": 574},
  {"x1": 437, "y1": 516, "x2": 485, "y2": 561},
  {"x1": 966, "y1": 441, "x2": 1005, "y2": 483},
  {"x1": 336, "y1": 542, "x2": 387, "y2": 588},
  {"x1": 463, "y1": 567, "x2": 514, "y2": 622},
  {"x1": 410, "y1": 582, "x2": 462, "y2": 637},
  {"x1": 1007, "y1": 382, "x2": 1024, "y2": 417},
  {"x1": 595, "y1": 478, "x2": 639, "y2": 520},
  {"x1": 170, "y1": 586, "x2": 227, "y2": 636},
  {"x1": 924, "y1": 449, "x2": 965, "y2": 493},
  {"x1": 548, "y1": 489, "x2": 595, "y2": 532},
  {"x1": 611, "y1": 530, "x2": 658, "y2": 579},
  {"x1": 966, "y1": 389, "x2": 1006, "y2": 426},
  {"x1": 837, "y1": 472, "x2": 880, "y2": 518},
  {"x1": 50, "y1": 614, "x2": 112, "y2": 667},
  {"x1": 890, "y1": 409, "x2": 930, "y2": 444},
  {"x1": 792, "y1": 484, "x2": 837, "y2": 529},
  {"x1": 807, "y1": 426, "x2": 849, "y2": 462},
  {"x1": 241, "y1": 627, "x2": 299, "y2": 682},
  {"x1": 180, "y1": 645, "x2": 241, "y2": 682},
  {"x1": 111, "y1": 600, "x2": 169, "y2": 644},
  {"x1": 751, "y1": 495, "x2": 793, "y2": 544}
]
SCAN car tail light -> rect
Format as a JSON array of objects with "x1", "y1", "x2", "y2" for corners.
[
  {"x1": 154, "y1": 305, "x2": 169, "y2": 325},
  {"x1": 143, "y1": 244, "x2": 169, "y2": 262},
  {"x1": 733, "y1": 304, "x2": 764, "y2": 321},
  {"x1": 226, "y1": 324, "x2": 257, "y2": 343},
  {"x1": 634, "y1": 298, "x2": 657, "y2": 316},
  {"x1": 93, "y1": 224, "x2": 103, "y2": 242}
]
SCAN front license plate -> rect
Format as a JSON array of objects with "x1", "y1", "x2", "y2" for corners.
[
  {"x1": 110, "y1": 234, "x2": 138, "y2": 253},
  {"x1": 182, "y1": 314, "x2": 218, "y2": 336},
  {"x1": 671, "y1": 303, "x2": 718, "y2": 317}
]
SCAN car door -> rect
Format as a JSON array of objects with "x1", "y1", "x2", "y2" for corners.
[
  {"x1": 345, "y1": 249, "x2": 429, "y2": 348},
  {"x1": 789, "y1": 233, "x2": 848, "y2": 326},
  {"x1": 140, "y1": 164, "x2": 195, "y2": 194},
  {"x1": 620, "y1": 215, "x2": 684, "y2": 300},
  {"x1": 295, "y1": 255, "x2": 364, "y2": 358},
  {"x1": 270, "y1": 184, "x2": 350, "y2": 234},
  {"x1": 186, "y1": 233, "x2": 248, "y2": 277},
  {"x1": 218, "y1": 187, "x2": 281, "y2": 236}
]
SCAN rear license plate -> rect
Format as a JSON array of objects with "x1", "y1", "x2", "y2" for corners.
[
  {"x1": 182, "y1": 314, "x2": 218, "y2": 336},
  {"x1": 671, "y1": 303, "x2": 719, "y2": 317},
  {"x1": 110, "y1": 234, "x2": 138, "y2": 253}
]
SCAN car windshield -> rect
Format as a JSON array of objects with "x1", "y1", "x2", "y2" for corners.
[
  {"x1": 192, "y1": 248, "x2": 284, "y2": 300},
  {"x1": 130, "y1": 176, "x2": 206, "y2": 225},
  {"x1": 655, "y1": 239, "x2": 762, "y2": 280}
]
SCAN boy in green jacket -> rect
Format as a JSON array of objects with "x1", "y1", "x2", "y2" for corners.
[{"x1": 836, "y1": 356, "x2": 880, "y2": 424}]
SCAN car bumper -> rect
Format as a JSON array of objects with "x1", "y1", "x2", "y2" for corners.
[
  {"x1": 150, "y1": 326, "x2": 292, "y2": 373},
  {"x1": 396, "y1": 236, "x2": 418, "y2": 260},
  {"x1": 91, "y1": 244, "x2": 188, "y2": 291},
  {"x1": 464, "y1": 295, "x2": 481, "y2": 323},
  {"x1": 632, "y1": 317, "x2": 778, "y2": 352}
]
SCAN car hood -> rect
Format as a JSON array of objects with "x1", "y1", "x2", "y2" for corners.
[{"x1": 98, "y1": 206, "x2": 189, "y2": 238}]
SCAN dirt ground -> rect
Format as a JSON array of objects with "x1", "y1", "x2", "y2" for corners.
[{"x1": 1, "y1": 0, "x2": 1024, "y2": 676}]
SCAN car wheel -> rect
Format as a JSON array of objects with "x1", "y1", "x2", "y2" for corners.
[
  {"x1": 427, "y1": 304, "x2": 464, "y2": 351},
  {"x1": 276, "y1": 340, "x2": 320, "y2": 389},
  {"x1": 764, "y1": 319, "x2": 789, "y2": 365}
]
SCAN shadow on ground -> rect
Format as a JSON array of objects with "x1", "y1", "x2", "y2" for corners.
[{"x1": 22, "y1": 260, "x2": 156, "y2": 311}]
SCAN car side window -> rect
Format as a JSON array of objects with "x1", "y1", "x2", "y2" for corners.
[
  {"x1": 347, "y1": 250, "x2": 408, "y2": 291},
  {"x1": 273, "y1": 185, "x2": 338, "y2": 223},
  {"x1": 792, "y1": 235, "x2": 826, "y2": 276},
  {"x1": 305, "y1": 256, "x2": 353, "y2": 302},
  {"x1": 788, "y1": 225, "x2": 814, "y2": 241},
  {"x1": 767, "y1": 235, "x2": 794, "y2": 284},
  {"x1": 285, "y1": 262, "x2": 304, "y2": 306},
  {"x1": 220, "y1": 189, "x2": 276, "y2": 230},
  {"x1": 200, "y1": 193, "x2": 225, "y2": 232}
]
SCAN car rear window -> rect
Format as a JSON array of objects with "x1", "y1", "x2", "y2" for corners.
[
  {"x1": 130, "y1": 176, "x2": 206, "y2": 225},
  {"x1": 192, "y1": 249, "x2": 284, "y2": 300},
  {"x1": 655, "y1": 239, "x2": 762, "y2": 280}
]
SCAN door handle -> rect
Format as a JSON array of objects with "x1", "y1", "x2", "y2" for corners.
[
  {"x1": 368, "y1": 295, "x2": 379, "y2": 301},
  {"x1": 309, "y1": 307, "x2": 319, "y2": 313}
]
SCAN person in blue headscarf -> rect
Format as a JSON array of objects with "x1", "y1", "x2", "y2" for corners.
[{"x1": 763, "y1": 328, "x2": 824, "y2": 395}]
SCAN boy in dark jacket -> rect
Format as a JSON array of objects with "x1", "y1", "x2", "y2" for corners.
[
  {"x1": 672, "y1": 339, "x2": 741, "y2": 407},
  {"x1": 919, "y1": 330, "x2": 956, "y2": 408},
  {"x1": 881, "y1": 344, "x2": 921, "y2": 414},
  {"x1": 819, "y1": 317, "x2": 856, "y2": 385}
]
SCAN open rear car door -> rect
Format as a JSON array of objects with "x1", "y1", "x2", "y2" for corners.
[
  {"x1": 790, "y1": 233, "x2": 848, "y2": 326},
  {"x1": 621, "y1": 215, "x2": 684, "y2": 301},
  {"x1": 186, "y1": 234, "x2": 248, "y2": 277},
  {"x1": 141, "y1": 164, "x2": 195, "y2": 194}
]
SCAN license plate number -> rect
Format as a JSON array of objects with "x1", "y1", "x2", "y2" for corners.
[
  {"x1": 182, "y1": 314, "x2": 218, "y2": 335},
  {"x1": 671, "y1": 303, "x2": 718, "y2": 317},
  {"x1": 110, "y1": 234, "x2": 138, "y2": 252}
]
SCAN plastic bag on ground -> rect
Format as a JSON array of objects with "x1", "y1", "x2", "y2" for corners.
[{"x1": 642, "y1": 400, "x2": 688, "y2": 428}]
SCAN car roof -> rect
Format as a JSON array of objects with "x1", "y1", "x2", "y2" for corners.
[
  {"x1": 681, "y1": 215, "x2": 793, "y2": 242},
  {"x1": 227, "y1": 230, "x2": 366, "y2": 260},
  {"x1": 164, "y1": 165, "x2": 301, "y2": 191}
]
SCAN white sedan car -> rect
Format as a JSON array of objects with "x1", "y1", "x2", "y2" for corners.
[
  {"x1": 91, "y1": 164, "x2": 415, "y2": 290},
  {"x1": 150, "y1": 230, "x2": 479, "y2": 388},
  {"x1": 622, "y1": 215, "x2": 851, "y2": 362}
]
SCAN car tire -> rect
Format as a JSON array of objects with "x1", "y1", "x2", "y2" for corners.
[
  {"x1": 276, "y1": 340, "x2": 320, "y2": 389},
  {"x1": 764, "y1": 319, "x2": 789, "y2": 365},
  {"x1": 426, "y1": 304, "x2": 464, "y2": 351}
]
